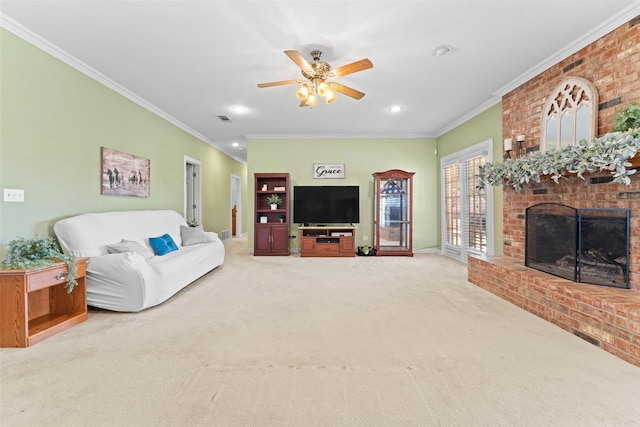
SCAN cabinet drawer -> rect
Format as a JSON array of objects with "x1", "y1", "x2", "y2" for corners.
[
  {"x1": 316, "y1": 243, "x2": 340, "y2": 254},
  {"x1": 27, "y1": 262, "x2": 86, "y2": 293}
]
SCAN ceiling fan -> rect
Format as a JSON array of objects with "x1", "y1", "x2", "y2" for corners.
[{"x1": 257, "y1": 50, "x2": 373, "y2": 107}]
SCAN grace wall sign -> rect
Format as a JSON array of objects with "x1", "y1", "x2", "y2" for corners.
[{"x1": 313, "y1": 163, "x2": 345, "y2": 179}]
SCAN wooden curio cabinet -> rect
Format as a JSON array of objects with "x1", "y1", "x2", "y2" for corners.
[
  {"x1": 373, "y1": 169, "x2": 415, "y2": 256},
  {"x1": 254, "y1": 173, "x2": 290, "y2": 256}
]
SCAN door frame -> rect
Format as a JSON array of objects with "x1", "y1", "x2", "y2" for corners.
[
  {"x1": 230, "y1": 173, "x2": 242, "y2": 237},
  {"x1": 184, "y1": 156, "x2": 202, "y2": 225},
  {"x1": 440, "y1": 139, "x2": 494, "y2": 263}
]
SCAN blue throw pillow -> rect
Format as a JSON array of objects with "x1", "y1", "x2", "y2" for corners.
[
  {"x1": 162, "y1": 233, "x2": 179, "y2": 251},
  {"x1": 149, "y1": 233, "x2": 178, "y2": 256}
]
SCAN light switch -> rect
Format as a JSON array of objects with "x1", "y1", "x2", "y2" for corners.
[{"x1": 3, "y1": 188, "x2": 25, "y2": 202}]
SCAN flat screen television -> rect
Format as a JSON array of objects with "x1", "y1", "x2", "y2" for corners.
[{"x1": 293, "y1": 186, "x2": 359, "y2": 225}]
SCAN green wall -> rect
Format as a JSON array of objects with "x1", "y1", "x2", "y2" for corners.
[
  {"x1": 247, "y1": 138, "x2": 439, "y2": 252},
  {"x1": 1, "y1": 26, "x2": 504, "y2": 256},
  {"x1": 0, "y1": 29, "x2": 247, "y2": 248},
  {"x1": 436, "y1": 103, "x2": 504, "y2": 254}
]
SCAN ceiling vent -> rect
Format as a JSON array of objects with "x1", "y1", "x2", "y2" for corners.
[{"x1": 217, "y1": 115, "x2": 232, "y2": 123}]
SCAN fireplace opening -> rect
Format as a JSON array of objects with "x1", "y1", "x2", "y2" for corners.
[{"x1": 525, "y1": 203, "x2": 629, "y2": 289}]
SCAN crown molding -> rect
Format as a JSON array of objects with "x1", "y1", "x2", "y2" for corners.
[
  {"x1": 0, "y1": 15, "x2": 246, "y2": 165},
  {"x1": 436, "y1": 1, "x2": 640, "y2": 138},
  {"x1": 244, "y1": 133, "x2": 435, "y2": 140},
  {"x1": 435, "y1": 96, "x2": 502, "y2": 137},
  {"x1": 491, "y1": 1, "x2": 640, "y2": 98}
]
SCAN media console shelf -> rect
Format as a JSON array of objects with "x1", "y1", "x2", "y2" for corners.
[{"x1": 299, "y1": 226, "x2": 355, "y2": 257}]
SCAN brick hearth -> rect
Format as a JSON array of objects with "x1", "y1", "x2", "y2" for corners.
[{"x1": 468, "y1": 255, "x2": 640, "y2": 367}]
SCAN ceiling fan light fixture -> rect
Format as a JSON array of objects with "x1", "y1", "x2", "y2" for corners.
[
  {"x1": 317, "y1": 80, "x2": 330, "y2": 97},
  {"x1": 325, "y1": 91, "x2": 337, "y2": 104},
  {"x1": 296, "y1": 84, "x2": 310, "y2": 100},
  {"x1": 258, "y1": 50, "x2": 373, "y2": 108}
]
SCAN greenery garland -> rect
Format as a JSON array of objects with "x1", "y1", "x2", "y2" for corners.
[
  {"x1": 1, "y1": 236, "x2": 78, "y2": 293},
  {"x1": 478, "y1": 128, "x2": 640, "y2": 192}
]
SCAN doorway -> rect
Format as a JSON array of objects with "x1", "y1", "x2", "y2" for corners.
[
  {"x1": 184, "y1": 156, "x2": 202, "y2": 226},
  {"x1": 230, "y1": 174, "x2": 242, "y2": 237},
  {"x1": 440, "y1": 139, "x2": 494, "y2": 263}
]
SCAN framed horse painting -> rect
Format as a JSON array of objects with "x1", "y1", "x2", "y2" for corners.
[{"x1": 101, "y1": 147, "x2": 150, "y2": 197}]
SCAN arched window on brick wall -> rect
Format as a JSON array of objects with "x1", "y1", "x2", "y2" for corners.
[{"x1": 540, "y1": 77, "x2": 598, "y2": 151}]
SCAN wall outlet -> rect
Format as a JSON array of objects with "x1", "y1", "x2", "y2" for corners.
[
  {"x1": 363, "y1": 235, "x2": 369, "y2": 241},
  {"x1": 4, "y1": 188, "x2": 24, "y2": 202}
]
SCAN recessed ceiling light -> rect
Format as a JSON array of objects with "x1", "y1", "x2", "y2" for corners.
[
  {"x1": 432, "y1": 45, "x2": 452, "y2": 58},
  {"x1": 232, "y1": 142, "x2": 239, "y2": 147},
  {"x1": 388, "y1": 105, "x2": 402, "y2": 113},
  {"x1": 230, "y1": 105, "x2": 247, "y2": 113}
]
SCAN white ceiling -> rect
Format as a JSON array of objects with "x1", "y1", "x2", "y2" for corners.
[{"x1": 2, "y1": 1, "x2": 639, "y2": 163}]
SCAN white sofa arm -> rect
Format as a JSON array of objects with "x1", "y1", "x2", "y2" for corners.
[
  {"x1": 86, "y1": 252, "x2": 156, "y2": 312},
  {"x1": 204, "y1": 231, "x2": 220, "y2": 242}
]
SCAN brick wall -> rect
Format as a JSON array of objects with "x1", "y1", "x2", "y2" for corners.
[
  {"x1": 503, "y1": 16, "x2": 640, "y2": 147},
  {"x1": 501, "y1": 17, "x2": 640, "y2": 290}
]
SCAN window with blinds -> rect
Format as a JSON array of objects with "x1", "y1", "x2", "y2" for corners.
[
  {"x1": 441, "y1": 140, "x2": 493, "y2": 262},
  {"x1": 465, "y1": 156, "x2": 486, "y2": 252},
  {"x1": 444, "y1": 164, "x2": 460, "y2": 246}
]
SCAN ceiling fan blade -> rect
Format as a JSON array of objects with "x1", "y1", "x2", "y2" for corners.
[
  {"x1": 257, "y1": 79, "x2": 301, "y2": 88},
  {"x1": 328, "y1": 82, "x2": 365, "y2": 100},
  {"x1": 284, "y1": 50, "x2": 314, "y2": 74},
  {"x1": 331, "y1": 58, "x2": 373, "y2": 77}
]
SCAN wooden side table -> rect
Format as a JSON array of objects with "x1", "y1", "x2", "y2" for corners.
[{"x1": 0, "y1": 258, "x2": 88, "y2": 347}]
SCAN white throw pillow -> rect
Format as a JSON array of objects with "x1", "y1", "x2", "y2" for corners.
[
  {"x1": 180, "y1": 225, "x2": 215, "y2": 246},
  {"x1": 106, "y1": 239, "x2": 155, "y2": 260}
]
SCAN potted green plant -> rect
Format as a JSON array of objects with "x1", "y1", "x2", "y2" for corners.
[
  {"x1": 613, "y1": 102, "x2": 640, "y2": 132},
  {"x1": 266, "y1": 194, "x2": 283, "y2": 210},
  {"x1": 278, "y1": 214, "x2": 285, "y2": 223},
  {"x1": 1, "y1": 236, "x2": 78, "y2": 293}
]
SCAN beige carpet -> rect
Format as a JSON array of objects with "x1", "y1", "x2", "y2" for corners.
[{"x1": 2, "y1": 237, "x2": 640, "y2": 426}]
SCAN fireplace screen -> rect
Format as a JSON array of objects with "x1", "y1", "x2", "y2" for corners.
[{"x1": 525, "y1": 203, "x2": 629, "y2": 289}]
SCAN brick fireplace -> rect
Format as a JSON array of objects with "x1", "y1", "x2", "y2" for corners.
[
  {"x1": 525, "y1": 203, "x2": 630, "y2": 289},
  {"x1": 468, "y1": 16, "x2": 640, "y2": 367},
  {"x1": 469, "y1": 171, "x2": 640, "y2": 367}
]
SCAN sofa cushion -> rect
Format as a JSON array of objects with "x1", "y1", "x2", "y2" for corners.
[
  {"x1": 106, "y1": 239, "x2": 155, "y2": 260},
  {"x1": 54, "y1": 210, "x2": 187, "y2": 257},
  {"x1": 180, "y1": 225, "x2": 216, "y2": 246},
  {"x1": 149, "y1": 233, "x2": 179, "y2": 256}
]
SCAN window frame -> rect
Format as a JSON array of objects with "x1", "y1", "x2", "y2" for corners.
[{"x1": 440, "y1": 139, "x2": 494, "y2": 263}]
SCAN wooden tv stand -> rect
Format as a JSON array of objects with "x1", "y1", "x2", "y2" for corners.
[{"x1": 299, "y1": 226, "x2": 355, "y2": 257}]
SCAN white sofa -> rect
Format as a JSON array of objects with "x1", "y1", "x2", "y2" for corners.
[{"x1": 54, "y1": 210, "x2": 225, "y2": 312}]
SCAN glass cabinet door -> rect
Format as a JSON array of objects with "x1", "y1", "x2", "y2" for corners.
[{"x1": 373, "y1": 169, "x2": 415, "y2": 256}]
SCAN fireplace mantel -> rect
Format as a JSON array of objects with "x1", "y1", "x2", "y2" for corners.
[{"x1": 533, "y1": 153, "x2": 640, "y2": 182}]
